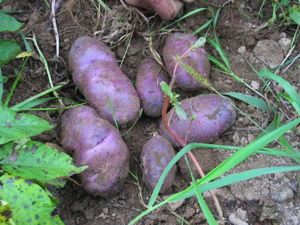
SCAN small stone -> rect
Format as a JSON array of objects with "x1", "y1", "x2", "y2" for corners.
[
  {"x1": 229, "y1": 213, "x2": 249, "y2": 225},
  {"x1": 279, "y1": 37, "x2": 291, "y2": 55},
  {"x1": 236, "y1": 208, "x2": 248, "y2": 221},
  {"x1": 251, "y1": 80, "x2": 260, "y2": 90},
  {"x1": 102, "y1": 207, "x2": 108, "y2": 214},
  {"x1": 247, "y1": 134, "x2": 255, "y2": 143},
  {"x1": 184, "y1": 206, "x2": 196, "y2": 218},
  {"x1": 163, "y1": 195, "x2": 184, "y2": 210},
  {"x1": 238, "y1": 46, "x2": 246, "y2": 54},
  {"x1": 254, "y1": 40, "x2": 284, "y2": 68}
]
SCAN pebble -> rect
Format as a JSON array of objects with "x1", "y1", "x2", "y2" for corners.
[
  {"x1": 238, "y1": 46, "x2": 246, "y2": 54},
  {"x1": 279, "y1": 37, "x2": 291, "y2": 55},
  {"x1": 251, "y1": 80, "x2": 260, "y2": 90},
  {"x1": 102, "y1": 207, "x2": 108, "y2": 214},
  {"x1": 184, "y1": 206, "x2": 196, "y2": 218},
  {"x1": 229, "y1": 213, "x2": 249, "y2": 225},
  {"x1": 163, "y1": 195, "x2": 184, "y2": 210},
  {"x1": 253, "y1": 40, "x2": 284, "y2": 68}
]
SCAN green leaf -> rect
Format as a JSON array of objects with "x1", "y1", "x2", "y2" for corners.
[
  {"x1": 0, "y1": 141, "x2": 87, "y2": 181},
  {"x1": 0, "y1": 174, "x2": 65, "y2": 225},
  {"x1": 174, "y1": 104, "x2": 187, "y2": 120},
  {"x1": 0, "y1": 12, "x2": 23, "y2": 32},
  {"x1": 160, "y1": 81, "x2": 173, "y2": 98},
  {"x1": 0, "y1": 106, "x2": 53, "y2": 144},
  {"x1": 224, "y1": 92, "x2": 268, "y2": 110},
  {"x1": 258, "y1": 70, "x2": 300, "y2": 114},
  {"x1": 0, "y1": 0, "x2": 4, "y2": 4},
  {"x1": 0, "y1": 40, "x2": 22, "y2": 67},
  {"x1": 288, "y1": 5, "x2": 300, "y2": 24}
]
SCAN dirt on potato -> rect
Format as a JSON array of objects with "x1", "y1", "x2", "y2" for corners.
[{"x1": 1, "y1": 0, "x2": 299, "y2": 225}]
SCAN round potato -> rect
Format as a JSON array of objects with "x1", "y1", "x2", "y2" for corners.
[
  {"x1": 160, "y1": 94, "x2": 236, "y2": 147},
  {"x1": 141, "y1": 135, "x2": 176, "y2": 193},
  {"x1": 60, "y1": 106, "x2": 129, "y2": 197},
  {"x1": 135, "y1": 58, "x2": 169, "y2": 117},
  {"x1": 163, "y1": 33, "x2": 210, "y2": 90},
  {"x1": 69, "y1": 36, "x2": 140, "y2": 126}
]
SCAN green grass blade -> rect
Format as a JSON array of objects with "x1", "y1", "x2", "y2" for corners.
[
  {"x1": 162, "y1": 8, "x2": 213, "y2": 32},
  {"x1": 11, "y1": 85, "x2": 62, "y2": 110},
  {"x1": 148, "y1": 117, "x2": 300, "y2": 207},
  {"x1": 208, "y1": 54, "x2": 230, "y2": 73},
  {"x1": 131, "y1": 165, "x2": 300, "y2": 225},
  {"x1": 0, "y1": 68, "x2": 3, "y2": 104},
  {"x1": 172, "y1": 165, "x2": 300, "y2": 202},
  {"x1": 185, "y1": 156, "x2": 218, "y2": 224},
  {"x1": 13, "y1": 97, "x2": 57, "y2": 110},
  {"x1": 207, "y1": 37, "x2": 231, "y2": 70},
  {"x1": 258, "y1": 70, "x2": 300, "y2": 114},
  {"x1": 224, "y1": 92, "x2": 268, "y2": 110},
  {"x1": 198, "y1": 117, "x2": 300, "y2": 184}
]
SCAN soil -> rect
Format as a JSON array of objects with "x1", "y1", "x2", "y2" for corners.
[{"x1": 1, "y1": 0, "x2": 299, "y2": 225}]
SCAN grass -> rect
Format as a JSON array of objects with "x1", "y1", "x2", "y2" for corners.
[{"x1": 130, "y1": 1, "x2": 300, "y2": 224}]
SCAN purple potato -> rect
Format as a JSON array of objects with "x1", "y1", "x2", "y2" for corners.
[
  {"x1": 60, "y1": 106, "x2": 129, "y2": 197},
  {"x1": 69, "y1": 36, "x2": 140, "y2": 126},
  {"x1": 141, "y1": 135, "x2": 176, "y2": 193},
  {"x1": 163, "y1": 33, "x2": 210, "y2": 90},
  {"x1": 135, "y1": 58, "x2": 169, "y2": 117},
  {"x1": 160, "y1": 94, "x2": 236, "y2": 147}
]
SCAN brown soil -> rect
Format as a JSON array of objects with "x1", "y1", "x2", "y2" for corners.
[{"x1": 1, "y1": 0, "x2": 299, "y2": 225}]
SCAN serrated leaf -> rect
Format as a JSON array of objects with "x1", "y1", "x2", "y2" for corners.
[
  {"x1": 0, "y1": 174, "x2": 65, "y2": 225},
  {"x1": 0, "y1": 40, "x2": 22, "y2": 67},
  {"x1": 0, "y1": 106, "x2": 53, "y2": 144},
  {"x1": 0, "y1": 12, "x2": 23, "y2": 32},
  {"x1": 0, "y1": 141, "x2": 87, "y2": 181}
]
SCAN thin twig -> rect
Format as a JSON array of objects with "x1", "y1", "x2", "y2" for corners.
[{"x1": 51, "y1": 0, "x2": 60, "y2": 58}]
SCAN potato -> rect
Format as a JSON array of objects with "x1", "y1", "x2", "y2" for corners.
[
  {"x1": 124, "y1": 0, "x2": 193, "y2": 20},
  {"x1": 135, "y1": 58, "x2": 169, "y2": 117},
  {"x1": 160, "y1": 94, "x2": 236, "y2": 147},
  {"x1": 69, "y1": 36, "x2": 140, "y2": 126},
  {"x1": 141, "y1": 135, "x2": 176, "y2": 193},
  {"x1": 163, "y1": 33, "x2": 210, "y2": 90},
  {"x1": 60, "y1": 106, "x2": 129, "y2": 197}
]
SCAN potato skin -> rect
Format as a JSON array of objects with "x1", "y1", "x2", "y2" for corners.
[
  {"x1": 124, "y1": 0, "x2": 188, "y2": 20},
  {"x1": 60, "y1": 106, "x2": 129, "y2": 197},
  {"x1": 135, "y1": 58, "x2": 169, "y2": 117},
  {"x1": 69, "y1": 36, "x2": 140, "y2": 126},
  {"x1": 163, "y1": 33, "x2": 210, "y2": 90},
  {"x1": 141, "y1": 135, "x2": 176, "y2": 193},
  {"x1": 160, "y1": 94, "x2": 236, "y2": 147}
]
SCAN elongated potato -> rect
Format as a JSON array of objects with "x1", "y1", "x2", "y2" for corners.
[
  {"x1": 69, "y1": 36, "x2": 140, "y2": 126},
  {"x1": 135, "y1": 58, "x2": 169, "y2": 117},
  {"x1": 141, "y1": 135, "x2": 176, "y2": 193},
  {"x1": 163, "y1": 33, "x2": 210, "y2": 90},
  {"x1": 160, "y1": 94, "x2": 236, "y2": 147},
  {"x1": 60, "y1": 106, "x2": 129, "y2": 197}
]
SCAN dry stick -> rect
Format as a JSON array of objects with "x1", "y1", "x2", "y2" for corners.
[
  {"x1": 51, "y1": 0, "x2": 60, "y2": 58},
  {"x1": 162, "y1": 54, "x2": 223, "y2": 217}
]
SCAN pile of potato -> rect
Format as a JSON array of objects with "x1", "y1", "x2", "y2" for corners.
[{"x1": 60, "y1": 33, "x2": 236, "y2": 197}]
